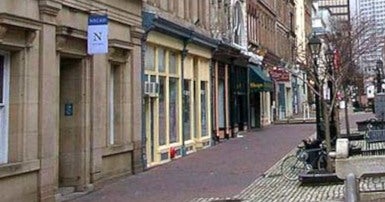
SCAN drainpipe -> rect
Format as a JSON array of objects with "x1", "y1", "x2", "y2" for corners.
[
  {"x1": 181, "y1": 34, "x2": 192, "y2": 157},
  {"x1": 247, "y1": 64, "x2": 251, "y2": 130},
  {"x1": 209, "y1": 48, "x2": 219, "y2": 146},
  {"x1": 141, "y1": 23, "x2": 154, "y2": 170},
  {"x1": 140, "y1": 34, "x2": 147, "y2": 171},
  {"x1": 210, "y1": 59, "x2": 215, "y2": 146}
]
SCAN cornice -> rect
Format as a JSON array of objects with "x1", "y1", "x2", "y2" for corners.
[
  {"x1": 109, "y1": 39, "x2": 134, "y2": 50},
  {"x1": 39, "y1": 0, "x2": 62, "y2": 16},
  {"x1": 56, "y1": 26, "x2": 87, "y2": 40},
  {"x1": 0, "y1": 13, "x2": 41, "y2": 31},
  {"x1": 60, "y1": 0, "x2": 142, "y2": 27}
]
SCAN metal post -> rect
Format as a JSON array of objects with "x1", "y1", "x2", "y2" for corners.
[
  {"x1": 345, "y1": 173, "x2": 358, "y2": 202},
  {"x1": 181, "y1": 39, "x2": 189, "y2": 157},
  {"x1": 313, "y1": 58, "x2": 322, "y2": 140}
]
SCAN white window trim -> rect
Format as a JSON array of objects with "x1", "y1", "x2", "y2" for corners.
[{"x1": 0, "y1": 51, "x2": 10, "y2": 164}]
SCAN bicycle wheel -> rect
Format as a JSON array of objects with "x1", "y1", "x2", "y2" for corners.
[
  {"x1": 317, "y1": 153, "x2": 328, "y2": 171},
  {"x1": 281, "y1": 155, "x2": 306, "y2": 181}
]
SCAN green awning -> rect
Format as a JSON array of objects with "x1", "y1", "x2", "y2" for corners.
[{"x1": 249, "y1": 65, "x2": 273, "y2": 92}]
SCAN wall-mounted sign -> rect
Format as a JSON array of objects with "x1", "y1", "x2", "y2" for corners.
[
  {"x1": 64, "y1": 103, "x2": 73, "y2": 116},
  {"x1": 87, "y1": 14, "x2": 108, "y2": 54},
  {"x1": 269, "y1": 68, "x2": 290, "y2": 82}
]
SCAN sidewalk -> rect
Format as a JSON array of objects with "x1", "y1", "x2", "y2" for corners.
[
  {"x1": 70, "y1": 112, "x2": 380, "y2": 202},
  {"x1": 190, "y1": 146, "x2": 345, "y2": 202},
  {"x1": 71, "y1": 124, "x2": 316, "y2": 202},
  {"x1": 191, "y1": 112, "x2": 385, "y2": 202}
]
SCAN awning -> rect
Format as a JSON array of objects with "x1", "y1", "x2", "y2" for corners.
[{"x1": 249, "y1": 64, "x2": 273, "y2": 92}]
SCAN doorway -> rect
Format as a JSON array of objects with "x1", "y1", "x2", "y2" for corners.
[
  {"x1": 59, "y1": 57, "x2": 86, "y2": 191},
  {"x1": 250, "y1": 93, "x2": 261, "y2": 128}
]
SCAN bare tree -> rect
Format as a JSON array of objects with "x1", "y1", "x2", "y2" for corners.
[{"x1": 288, "y1": 15, "x2": 383, "y2": 171}]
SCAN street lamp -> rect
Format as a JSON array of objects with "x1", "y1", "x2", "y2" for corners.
[
  {"x1": 325, "y1": 48, "x2": 337, "y2": 142},
  {"x1": 308, "y1": 34, "x2": 323, "y2": 141},
  {"x1": 325, "y1": 48, "x2": 334, "y2": 103}
]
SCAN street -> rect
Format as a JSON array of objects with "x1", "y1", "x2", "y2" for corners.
[{"x1": 70, "y1": 111, "x2": 374, "y2": 202}]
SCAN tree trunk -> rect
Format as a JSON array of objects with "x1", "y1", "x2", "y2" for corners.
[
  {"x1": 344, "y1": 87, "x2": 350, "y2": 136},
  {"x1": 322, "y1": 100, "x2": 333, "y2": 172}
]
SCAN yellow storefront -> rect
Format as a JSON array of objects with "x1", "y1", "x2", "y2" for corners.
[{"x1": 144, "y1": 30, "x2": 214, "y2": 167}]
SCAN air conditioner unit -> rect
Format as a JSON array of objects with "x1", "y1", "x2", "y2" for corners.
[{"x1": 144, "y1": 81, "x2": 159, "y2": 97}]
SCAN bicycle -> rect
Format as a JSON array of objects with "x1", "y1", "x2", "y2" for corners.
[{"x1": 280, "y1": 140, "x2": 328, "y2": 181}]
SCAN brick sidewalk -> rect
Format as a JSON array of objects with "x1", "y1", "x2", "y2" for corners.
[
  {"x1": 191, "y1": 134, "x2": 385, "y2": 202},
  {"x1": 190, "y1": 147, "x2": 345, "y2": 202},
  {"x1": 70, "y1": 112, "x2": 379, "y2": 202}
]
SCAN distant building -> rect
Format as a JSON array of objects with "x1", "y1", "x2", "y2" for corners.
[
  {"x1": 318, "y1": 0, "x2": 350, "y2": 21},
  {"x1": 355, "y1": 0, "x2": 385, "y2": 75}
]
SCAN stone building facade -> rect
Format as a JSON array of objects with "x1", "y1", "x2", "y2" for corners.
[
  {"x1": 0, "y1": 0, "x2": 306, "y2": 201},
  {"x1": 247, "y1": 0, "x2": 297, "y2": 121},
  {"x1": 0, "y1": 0, "x2": 143, "y2": 201}
]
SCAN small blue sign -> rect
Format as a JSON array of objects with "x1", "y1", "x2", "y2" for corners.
[
  {"x1": 64, "y1": 103, "x2": 73, "y2": 116},
  {"x1": 88, "y1": 15, "x2": 108, "y2": 25}
]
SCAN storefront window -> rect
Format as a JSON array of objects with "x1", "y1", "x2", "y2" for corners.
[
  {"x1": 183, "y1": 79, "x2": 191, "y2": 141},
  {"x1": 0, "y1": 56, "x2": 3, "y2": 104},
  {"x1": 145, "y1": 46, "x2": 155, "y2": 70},
  {"x1": 169, "y1": 78, "x2": 179, "y2": 143},
  {"x1": 218, "y1": 79, "x2": 225, "y2": 128},
  {"x1": 158, "y1": 77, "x2": 166, "y2": 145},
  {"x1": 169, "y1": 51, "x2": 177, "y2": 74},
  {"x1": 158, "y1": 47, "x2": 165, "y2": 72},
  {"x1": 201, "y1": 81, "x2": 208, "y2": 137}
]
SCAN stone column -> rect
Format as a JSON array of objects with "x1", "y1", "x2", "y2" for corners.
[
  {"x1": 131, "y1": 29, "x2": 144, "y2": 173},
  {"x1": 89, "y1": 54, "x2": 107, "y2": 183},
  {"x1": 38, "y1": 1, "x2": 61, "y2": 201}
]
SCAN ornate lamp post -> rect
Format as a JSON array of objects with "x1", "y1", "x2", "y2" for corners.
[{"x1": 308, "y1": 34, "x2": 323, "y2": 140}]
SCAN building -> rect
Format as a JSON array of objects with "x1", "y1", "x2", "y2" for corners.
[
  {"x1": 293, "y1": 0, "x2": 312, "y2": 115},
  {"x1": 246, "y1": 1, "x2": 274, "y2": 127},
  {"x1": 247, "y1": 0, "x2": 296, "y2": 121},
  {"x1": 0, "y1": 1, "x2": 143, "y2": 201},
  {"x1": 318, "y1": 0, "x2": 350, "y2": 21},
  {"x1": 142, "y1": 0, "x2": 217, "y2": 167},
  {"x1": 353, "y1": 0, "x2": 385, "y2": 75}
]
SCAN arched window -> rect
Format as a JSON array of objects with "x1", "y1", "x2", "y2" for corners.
[{"x1": 233, "y1": 1, "x2": 244, "y2": 45}]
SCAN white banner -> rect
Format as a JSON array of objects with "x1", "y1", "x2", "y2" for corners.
[{"x1": 87, "y1": 15, "x2": 108, "y2": 54}]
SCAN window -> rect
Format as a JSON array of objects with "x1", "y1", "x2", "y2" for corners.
[
  {"x1": 145, "y1": 46, "x2": 155, "y2": 70},
  {"x1": 183, "y1": 79, "x2": 191, "y2": 141},
  {"x1": 158, "y1": 76, "x2": 167, "y2": 145},
  {"x1": 158, "y1": 47, "x2": 165, "y2": 72},
  {"x1": 169, "y1": 78, "x2": 179, "y2": 143},
  {"x1": 169, "y1": 51, "x2": 177, "y2": 74},
  {"x1": 201, "y1": 81, "x2": 208, "y2": 137},
  {"x1": 109, "y1": 64, "x2": 123, "y2": 145},
  {"x1": 233, "y1": 1, "x2": 243, "y2": 45}
]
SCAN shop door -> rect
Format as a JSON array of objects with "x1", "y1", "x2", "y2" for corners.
[
  {"x1": 250, "y1": 93, "x2": 261, "y2": 128},
  {"x1": 59, "y1": 58, "x2": 86, "y2": 190},
  {"x1": 0, "y1": 53, "x2": 9, "y2": 164}
]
